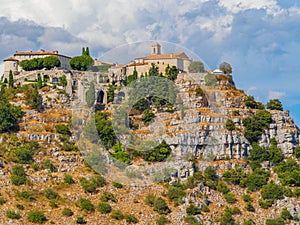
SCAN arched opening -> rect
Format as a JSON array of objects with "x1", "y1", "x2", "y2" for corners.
[
  {"x1": 116, "y1": 91, "x2": 125, "y2": 104},
  {"x1": 52, "y1": 77, "x2": 58, "y2": 84},
  {"x1": 97, "y1": 90, "x2": 105, "y2": 104}
]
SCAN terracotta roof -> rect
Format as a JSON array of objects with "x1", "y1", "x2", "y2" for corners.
[
  {"x1": 137, "y1": 52, "x2": 190, "y2": 60},
  {"x1": 128, "y1": 62, "x2": 148, "y2": 66},
  {"x1": 14, "y1": 50, "x2": 71, "y2": 59},
  {"x1": 4, "y1": 57, "x2": 19, "y2": 62},
  {"x1": 110, "y1": 64, "x2": 126, "y2": 69}
]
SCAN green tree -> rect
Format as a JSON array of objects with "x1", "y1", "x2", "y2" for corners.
[
  {"x1": 165, "y1": 65, "x2": 179, "y2": 81},
  {"x1": 245, "y1": 168, "x2": 269, "y2": 191},
  {"x1": 86, "y1": 82, "x2": 95, "y2": 107},
  {"x1": 0, "y1": 99, "x2": 23, "y2": 132},
  {"x1": 59, "y1": 75, "x2": 67, "y2": 88},
  {"x1": 225, "y1": 119, "x2": 235, "y2": 131},
  {"x1": 219, "y1": 62, "x2": 232, "y2": 74},
  {"x1": 153, "y1": 197, "x2": 171, "y2": 215},
  {"x1": 107, "y1": 85, "x2": 117, "y2": 103},
  {"x1": 24, "y1": 85, "x2": 42, "y2": 109},
  {"x1": 281, "y1": 208, "x2": 293, "y2": 220},
  {"x1": 188, "y1": 61, "x2": 205, "y2": 73},
  {"x1": 70, "y1": 55, "x2": 93, "y2": 71},
  {"x1": 143, "y1": 140, "x2": 172, "y2": 162},
  {"x1": 37, "y1": 74, "x2": 43, "y2": 89},
  {"x1": 261, "y1": 181, "x2": 284, "y2": 200},
  {"x1": 11, "y1": 165, "x2": 27, "y2": 185},
  {"x1": 43, "y1": 56, "x2": 61, "y2": 70},
  {"x1": 8, "y1": 70, "x2": 14, "y2": 88},
  {"x1": 149, "y1": 63, "x2": 159, "y2": 76},
  {"x1": 142, "y1": 109, "x2": 155, "y2": 124},
  {"x1": 266, "y1": 99, "x2": 283, "y2": 111}
]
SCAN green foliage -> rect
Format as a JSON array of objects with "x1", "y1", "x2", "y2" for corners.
[
  {"x1": 132, "y1": 98, "x2": 149, "y2": 111},
  {"x1": 76, "y1": 198, "x2": 95, "y2": 211},
  {"x1": 43, "y1": 56, "x2": 61, "y2": 70},
  {"x1": 246, "y1": 168, "x2": 269, "y2": 191},
  {"x1": 156, "y1": 216, "x2": 170, "y2": 225},
  {"x1": 70, "y1": 55, "x2": 93, "y2": 71},
  {"x1": 100, "y1": 192, "x2": 118, "y2": 202},
  {"x1": 76, "y1": 216, "x2": 86, "y2": 224},
  {"x1": 244, "y1": 96, "x2": 264, "y2": 109},
  {"x1": 107, "y1": 85, "x2": 117, "y2": 103},
  {"x1": 166, "y1": 182, "x2": 186, "y2": 204},
  {"x1": 80, "y1": 175, "x2": 106, "y2": 193},
  {"x1": 145, "y1": 194, "x2": 156, "y2": 207},
  {"x1": 186, "y1": 204, "x2": 201, "y2": 215},
  {"x1": 281, "y1": 207, "x2": 293, "y2": 220},
  {"x1": 295, "y1": 146, "x2": 300, "y2": 159},
  {"x1": 204, "y1": 74, "x2": 218, "y2": 86},
  {"x1": 95, "y1": 111, "x2": 117, "y2": 149},
  {"x1": 204, "y1": 166, "x2": 218, "y2": 181},
  {"x1": 86, "y1": 82, "x2": 95, "y2": 107},
  {"x1": 268, "y1": 138, "x2": 283, "y2": 165},
  {"x1": 243, "y1": 110, "x2": 272, "y2": 144},
  {"x1": 16, "y1": 203, "x2": 25, "y2": 210},
  {"x1": 225, "y1": 119, "x2": 236, "y2": 131},
  {"x1": 222, "y1": 166, "x2": 246, "y2": 186},
  {"x1": 45, "y1": 189, "x2": 59, "y2": 200},
  {"x1": 112, "y1": 181, "x2": 123, "y2": 188},
  {"x1": 245, "y1": 202, "x2": 255, "y2": 212},
  {"x1": 111, "y1": 142, "x2": 130, "y2": 164},
  {"x1": 49, "y1": 199, "x2": 58, "y2": 208},
  {"x1": 219, "y1": 208, "x2": 235, "y2": 225},
  {"x1": 265, "y1": 218, "x2": 285, "y2": 225},
  {"x1": 97, "y1": 202, "x2": 112, "y2": 214},
  {"x1": 243, "y1": 219, "x2": 255, "y2": 225},
  {"x1": 125, "y1": 214, "x2": 138, "y2": 223},
  {"x1": 13, "y1": 144, "x2": 36, "y2": 164},
  {"x1": 274, "y1": 158, "x2": 300, "y2": 186},
  {"x1": 24, "y1": 85, "x2": 42, "y2": 109},
  {"x1": 0, "y1": 197, "x2": 6, "y2": 205},
  {"x1": 111, "y1": 210, "x2": 124, "y2": 220},
  {"x1": 143, "y1": 140, "x2": 172, "y2": 162},
  {"x1": 55, "y1": 124, "x2": 71, "y2": 136},
  {"x1": 17, "y1": 190, "x2": 36, "y2": 201},
  {"x1": 259, "y1": 198, "x2": 274, "y2": 209},
  {"x1": 266, "y1": 99, "x2": 283, "y2": 111},
  {"x1": 165, "y1": 65, "x2": 179, "y2": 81},
  {"x1": 0, "y1": 99, "x2": 23, "y2": 132},
  {"x1": 11, "y1": 165, "x2": 27, "y2": 185},
  {"x1": 242, "y1": 194, "x2": 252, "y2": 202},
  {"x1": 37, "y1": 74, "x2": 43, "y2": 88},
  {"x1": 184, "y1": 215, "x2": 201, "y2": 224},
  {"x1": 64, "y1": 174, "x2": 75, "y2": 184},
  {"x1": 153, "y1": 197, "x2": 171, "y2": 215},
  {"x1": 216, "y1": 181, "x2": 230, "y2": 194},
  {"x1": 224, "y1": 192, "x2": 237, "y2": 203},
  {"x1": 188, "y1": 61, "x2": 205, "y2": 73},
  {"x1": 27, "y1": 210, "x2": 47, "y2": 224},
  {"x1": 149, "y1": 63, "x2": 159, "y2": 76},
  {"x1": 142, "y1": 109, "x2": 155, "y2": 124},
  {"x1": 41, "y1": 159, "x2": 57, "y2": 172},
  {"x1": 219, "y1": 62, "x2": 232, "y2": 74},
  {"x1": 9, "y1": 70, "x2": 14, "y2": 87},
  {"x1": 201, "y1": 204, "x2": 210, "y2": 212},
  {"x1": 6, "y1": 210, "x2": 21, "y2": 219},
  {"x1": 62, "y1": 208, "x2": 73, "y2": 217},
  {"x1": 249, "y1": 143, "x2": 269, "y2": 164},
  {"x1": 261, "y1": 181, "x2": 284, "y2": 201},
  {"x1": 59, "y1": 75, "x2": 67, "y2": 87}
]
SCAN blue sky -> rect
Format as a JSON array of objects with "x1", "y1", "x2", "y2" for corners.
[{"x1": 0, "y1": 0, "x2": 299, "y2": 125}]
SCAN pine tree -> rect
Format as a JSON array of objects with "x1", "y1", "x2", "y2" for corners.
[
  {"x1": 133, "y1": 66, "x2": 138, "y2": 80},
  {"x1": 82, "y1": 47, "x2": 86, "y2": 56},
  {"x1": 86, "y1": 47, "x2": 90, "y2": 56},
  {"x1": 8, "y1": 70, "x2": 14, "y2": 88}
]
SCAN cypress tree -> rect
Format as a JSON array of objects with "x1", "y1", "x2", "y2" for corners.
[
  {"x1": 8, "y1": 70, "x2": 14, "y2": 88},
  {"x1": 86, "y1": 47, "x2": 90, "y2": 56},
  {"x1": 82, "y1": 47, "x2": 86, "y2": 56},
  {"x1": 37, "y1": 74, "x2": 43, "y2": 89}
]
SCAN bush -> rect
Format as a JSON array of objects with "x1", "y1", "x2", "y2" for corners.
[
  {"x1": 0, "y1": 197, "x2": 7, "y2": 205},
  {"x1": 261, "y1": 181, "x2": 284, "y2": 201},
  {"x1": 125, "y1": 214, "x2": 138, "y2": 223},
  {"x1": 274, "y1": 159, "x2": 300, "y2": 186},
  {"x1": 166, "y1": 182, "x2": 186, "y2": 204},
  {"x1": 216, "y1": 181, "x2": 230, "y2": 194},
  {"x1": 13, "y1": 145, "x2": 35, "y2": 164},
  {"x1": 266, "y1": 99, "x2": 283, "y2": 111},
  {"x1": 64, "y1": 174, "x2": 75, "y2": 184},
  {"x1": 156, "y1": 216, "x2": 170, "y2": 225},
  {"x1": 153, "y1": 197, "x2": 171, "y2": 215},
  {"x1": 245, "y1": 168, "x2": 269, "y2": 191},
  {"x1": 143, "y1": 140, "x2": 172, "y2": 162},
  {"x1": 225, "y1": 119, "x2": 236, "y2": 131},
  {"x1": 145, "y1": 194, "x2": 156, "y2": 206},
  {"x1": 245, "y1": 202, "x2": 255, "y2": 212},
  {"x1": 16, "y1": 203, "x2": 25, "y2": 210},
  {"x1": 142, "y1": 109, "x2": 155, "y2": 124},
  {"x1": 18, "y1": 191, "x2": 36, "y2": 201},
  {"x1": 45, "y1": 189, "x2": 59, "y2": 200},
  {"x1": 97, "y1": 202, "x2": 112, "y2": 214},
  {"x1": 100, "y1": 192, "x2": 117, "y2": 202},
  {"x1": 6, "y1": 210, "x2": 21, "y2": 219},
  {"x1": 62, "y1": 208, "x2": 73, "y2": 217},
  {"x1": 76, "y1": 216, "x2": 86, "y2": 224},
  {"x1": 222, "y1": 166, "x2": 246, "y2": 186},
  {"x1": 76, "y1": 198, "x2": 95, "y2": 212},
  {"x1": 49, "y1": 200, "x2": 58, "y2": 208},
  {"x1": 259, "y1": 198, "x2": 274, "y2": 209},
  {"x1": 204, "y1": 166, "x2": 218, "y2": 181},
  {"x1": 0, "y1": 99, "x2": 23, "y2": 133},
  {"x1": 113, "y1": 181, "x2": 123, "y2": 188},
  {"x1": 224, "y1": 192, "x2": 236, "y2": 203},
  {"x1": 41, "y1": 159, "x2": 57, "y2": 172},
  {"x1": 265, "y1": 218, "x2": 285, "y2": 225},
  {"x1": 28, "y1": 210, "x2": 47, "y2": 224},
  {"x1": 80, "y1": 178, "x2": 97, "y2": 193},
  {"x1": 281, "y1": 207, "x2": 292, "y2": 220},
  {"x1": 11, "y1": 165, "x2": 27, "y2": 185},
  {"x1": 201, "y1": 204, "x2": 210, "y2": 212},
  {"x1": 111, "y1": 210, "x2": 124, "y2": 220},
  {"x1": 55, "y1": 124, "x2": 71, "y2": 136},
  {"x1": 186, "y1": 204, "x2": 201, "y2": 215}
]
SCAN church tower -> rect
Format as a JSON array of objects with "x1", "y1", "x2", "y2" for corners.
[{"x1": 151, "y1": 42, "x2": 161, "y2": 55}]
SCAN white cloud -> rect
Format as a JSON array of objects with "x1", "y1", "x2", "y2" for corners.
[{"x1": 268, "y1": 91, "x2": 286, "y2": 100}]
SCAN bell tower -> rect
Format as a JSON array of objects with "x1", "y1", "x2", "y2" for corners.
[{"x1": 151, "y1": 42, "x2": 161, "y2": 55}]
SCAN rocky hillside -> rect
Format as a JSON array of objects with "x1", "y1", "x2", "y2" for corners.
[{"x1": 0, "y1": 71, "x2": 300, "y2": 225}]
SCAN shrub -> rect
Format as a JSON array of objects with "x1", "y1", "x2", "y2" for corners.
[
  {"x1": 186, "y1": 204, "x2": 201, "y2": 215},
  {"x1": 41, "y1": 159, "x2": 57, "y2": 172},
  {"x1": 62, "y1": 208, "x2": 73, "y2": 217},
  {"x1": 184, "y1": 215, "x2": 200, "y2": 224},
  {"x1": 295, "y1": 146, "x2": 300, "y2": 159},
  {"x1": 55, "y1": 124, "x2": 71, "y2": 136},
  {"x1": 76, "y1": 198, "x2": 95, "y2": 212},
  {"x1": 11, "y1": 165, "x2": 27, "y2": 185},
  {"x1": 28, "y1": 210, "x2": 47, "y2": 224},
  {"x1": 16, "y1": 203, "x2": 25, "y2": 210},
  {"x1": 125, "y1": 214, "x2": 138, "y2": 223},
  {"x1": 204, "y1": 166, "x2": 218, "y2": 181},
  {"x1": 142, "y1": 109, "x2": 155, "y2": 124},
  {"x1": 166, "y1": 182, "x2": 186, "y2": 204},
  {"x1": 274, "y1": 159, "x2": 300, "y2": 186},
  {"x1": 265, "y1": 218, "x2": 285, "y2": 225},
  {"x1": 97, "y1": 202, "x2": 112, "y2": 214},
  {"x1": 245, "y1": 202, "x2": 255, "y2": 212},
  {"x1": 76, "y1": 216, "x2": 86, "y2": 224},
  {"x1": 143, "y1": 140, "x2": 172, "y2": 162},
  {"x1": 266, "y1": 99, "x2": 283, "y2": 111},
  {"x1": 222, "y1": 166, "x2": 246, "y2": 186},
  {"x1": 6, "y1": 210, "x2": 21, "y2": 219},
  {"x1": 80, "y1": 178, "x2": 97, "y2": 193},
  {"x1": 224, "y1": 192, "x2": 236, "y2": 203},
  {"x1": 45, "y1": 189, "x2": 59, "y2": 199},
  {"x1": 219, "y1": 209, "x2": 235, "y2": 225},
  {"x1": 49, "y1": 200, "x2": 58, "y2": 208},
  {"x1": 17, "y1": 191, "x2": 36, "y2": 201},
  {"x1": 216, "y1": 181, "x2": 230, "y2": 194},
  {"x1": 156, "y1": 216, "x2": 170, "y2": 225},
  {"x1": 64, "y1": 174, "x2": 75, "y2": 184},
  {"x1": 281, "y1": 207, "x2": 292, "y2": 220},
  {"x1": 245, "y1": 168, "x2": 269, "y2": 191},
  {"x1": 242, "y1": 194, "x2": 252, "y2": 202},
  {"x1": 13, "y1": 145, "x2": 35, "y2": 164},
  {"x1": 113, "y1": 181, "x2": 123, "y2": 188},
  {"x1": 111, "y1": 210, "x2": 124, "y2": 220},
  {"x1": 259, "y1": 198, "x2": 274, "y2": 209},
  {"x1": 201, "y1": 204, "x2": 210, "y2": 212},
  {"x1": 225, "y1": 119, "x2": 236, "y2": 131},
  {"x1": 145, "y1": 194, "x2": 156, "y2": 207},
  {"x1": 0, "y1": 197, "x2": 7, "y2": 205},
  {"x1": 92, "y1": 175, "x2": 106, "y2": 187},
  {"x1": 153, "y1": 197, "x2": 171, "y2": 215},
  {"x1": 261, "y1": 181, "x2": 284, "y2": 201},
  {"x1": 100, "y1": 192, "x2": 117, "y2": 203}
]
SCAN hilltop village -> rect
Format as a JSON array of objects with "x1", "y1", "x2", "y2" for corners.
[{"x1": 0, "y1": 43, "x2": 300, "y2": 225}]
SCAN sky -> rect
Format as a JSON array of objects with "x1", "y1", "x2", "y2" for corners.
[{"x1": 0, "y1": 0, "x2": 299, "y2": 124}]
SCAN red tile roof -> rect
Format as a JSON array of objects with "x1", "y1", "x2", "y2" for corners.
[
  {"x1": 14, "y1": 50, "x2": 71, "y2": 59},
  {"x1": 3, "y1": 57, "x2": 19, "y2": 62},
  {"x1": 137, "y1": 52, "x2": 190, "y2": 60}
]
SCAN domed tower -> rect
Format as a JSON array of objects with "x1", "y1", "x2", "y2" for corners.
[{"x1": 151, "y1": 42, "x2": 161, "y2": 55}]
